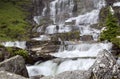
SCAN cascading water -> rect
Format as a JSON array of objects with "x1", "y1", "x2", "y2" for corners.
[
  {"x1": 50, "y1": 0, "x2": 74, "y2": 24},
  {"x1": 27, "y1": 0, "x2": 112, "y2": 77},
  {"x1": 51, "y1": 42, "x2": 112, "y2": 58}
]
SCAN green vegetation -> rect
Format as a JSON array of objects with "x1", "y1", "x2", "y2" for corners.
[
  {"x1": 0, "y1": 0, "x2": 31, "y2": 41},
  {"x1": 100, "y1": 7, "x2": 120, "y2": 47},
  {"x1": 6, "y1": 47, "x2": 29, "y2": 59}
]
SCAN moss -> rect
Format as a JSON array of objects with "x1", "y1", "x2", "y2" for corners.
[
  {"x1": 6, "y1": 47, "x2": 29, "y2": 59},
  {"x1": 0, "y1": 1, "x2": 31, "y2": 42}
]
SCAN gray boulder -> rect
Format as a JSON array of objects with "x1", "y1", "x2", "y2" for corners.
[
  {"x1": 90, "y1": 49, "x2": 120, "y2": 79},
  {"x1": 0, "y1": 71, "x2": 28, "y2": 79},
  {"x1": 40, "y1": 70, "x2": 92, "y2": 79},
  {"x1": 0, "y1": 55, "x2": 28, "y2": 77}
]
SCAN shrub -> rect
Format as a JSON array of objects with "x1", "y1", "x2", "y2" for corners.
[
  {"x1": 6, "y1": 47, "x2": 29, "y2": 59},
  {"x1": 100, "y1": 7, "x2": 120, "y2": 47}
]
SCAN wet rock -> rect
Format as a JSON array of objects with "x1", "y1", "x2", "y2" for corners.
[
  {"x1": 105, "y1": 0, "x2": 117, "y2": 6},
  {"x1": 26, "y1": 40, "x2": 60, "y2": 62},
  {"x1": 90, "y1": 49, "x2": 120, "y2": 79},
  {"x1": 80, "y1": 35, "x2": 93, "y2": 41},
  {"x1": 30, "y1": 75, "x2": 44, "y2": 79},
  {"x1": 51, "y1": 31, "x2": 80, "y2": 41},
  {"x1": 117, "y1": 57, "x2": 120, "y2": 65},
  {"x1": 90, "y1": 24, "x2": 102, "y2": 30},
  {"x1": 113, "y1": 7, "x2": 120, "y2": 23},
  {"x1": 0, "y1": 55, "x2": 28, "y2": 77},
  {"x1": 40, "y1": 70, "x2": 92, "y2": 79},
  {"x1": 111, "y1": 44, "x2": 120, "y2": 59},
  {"x1": 65, "y1": 20, "x2": 76, "y2": 25},
  {"x1": 0, "y1": 71, "x2": 28, "y2": 79},
  {"x1": 74, "y1": 0, "x2": 98, "y2": 15},
  {"x1": 26, "y1": 40, "x2": 61, "y2": 48}
]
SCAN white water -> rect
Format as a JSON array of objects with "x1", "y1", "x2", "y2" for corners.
[
  {"x1": 113, "y1": 2, "x2": 120, "y2": 7},
  {"x1": 27, "y1": 0, "x2": 112, "y2": 77},
  {"x1": 2, "y1": 41, "x2": 26, "y2": 49},
  {"x1": 50, "y1": 0, "x2": 74, "y2": 24},
  {"x1": 33, "y1": 16, "x2": 41, "y2": 25},
  {"x1": 27, "y1": 59, "x2": 95, "y2": 77},
  {"x1": 32, "y1": 35, "x2": 51, "y2": 41},
  {"x1": 51, "y1": 42, "x2": 112, "y2": 58},
  {"x1": 45, "y1": 25, "x2": 57, "y2": 34}
]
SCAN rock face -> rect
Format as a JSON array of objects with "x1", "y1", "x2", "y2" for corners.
[
  {"x1": 0, "y1": 55, "x2": 28, "y2": 78},
  {"x1": 80, "y1": 35, "x2": 93, "y2": 41},
  {"x1": 40, "y1": 70, "x2": 92, "y2": 79},
  {"x1": 51, "y1": 31, "x2": 80, "y2": 41},
  {"x1": 0, "y1": 71, "x2": 28, "y2": 79},
  {"x1": 74, "y1": 0, "x2": 98, "y2": 15},
  {"x1": 90, "y1": 49, "x2": 120, "y2": 79}
]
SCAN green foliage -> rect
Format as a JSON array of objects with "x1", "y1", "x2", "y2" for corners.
[
  {"x1": 111, "y1": 38, "x2": 120, "y2": 48},
  {"x1": 0, "y1": 1, "x2": 31, "y2": 41},
  {"x1": 6, "y1": 47, "x2": 29, "y2": 58},
  {"x1": 14, "y1": 49, "x2": 29, "y2": 58},
  {"x1": 100, "y1": 7, "x2": 120, "y2": 47}
]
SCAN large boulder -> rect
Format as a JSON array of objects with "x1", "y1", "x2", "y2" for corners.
[
  {"x1": 90, "y1": 49, "x2": 120, "y2": 79},
  {"x1": 0, "y1": 71, "x2": 28, "y2": 79},
  {"x1": 0, "y1": 55, "x2": 28, "y2": 77},
  {"x1": 40, "y1": 70, "x2": 92, "y2": 79}
]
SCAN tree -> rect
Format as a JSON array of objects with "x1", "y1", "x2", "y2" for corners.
[{"x1": 100, "y1": 8, "x2": 119, "y2": 41}]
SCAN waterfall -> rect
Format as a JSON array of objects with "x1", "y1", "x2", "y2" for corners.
[
  {"x1": 50, "y1": 0, "x2": 74, "y2": 24},
  {"x1": 27, "y1": 0, "x2": 112, "y2": 77}
]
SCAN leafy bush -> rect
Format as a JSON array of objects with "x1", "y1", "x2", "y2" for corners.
[{"x1": 6, "y1": 47, "x2": 29, "y2": 58}]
